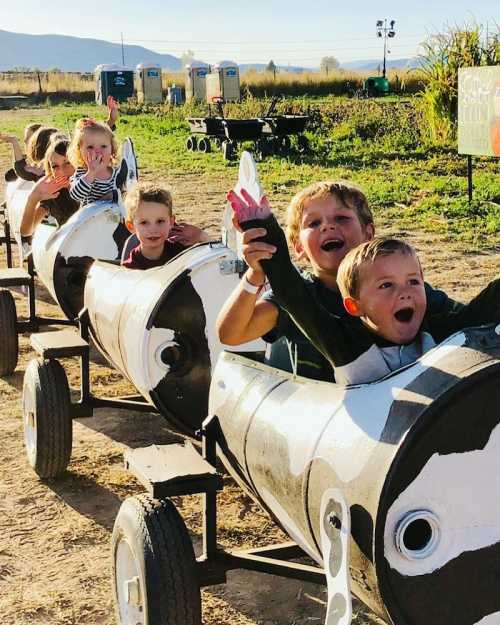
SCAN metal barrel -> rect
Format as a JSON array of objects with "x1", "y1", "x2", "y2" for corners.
[
  {"x1": 32, "y1": 201, "x2": 129, "y2": 319},
  {"x1": 211, "y1": 325, "x2": 500, "y2": 624},
  {"x1": 5, "y1": 178, "x2": 35, "y2": 263},
  {"x1": 84, "y1": 243, "x2": 264, "y2": 435}
]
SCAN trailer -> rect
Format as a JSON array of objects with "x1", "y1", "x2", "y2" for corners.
[{"x1": 186, "y1": 99, "x2": 309, "y2": 160}]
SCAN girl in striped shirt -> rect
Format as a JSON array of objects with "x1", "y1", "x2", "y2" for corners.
[{"x1": 68, "y1": 118, "x2": 120, "y2": 205}]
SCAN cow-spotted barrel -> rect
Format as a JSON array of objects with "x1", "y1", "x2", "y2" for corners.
[
  {"x1": 209, "y1": 324, "x2": 500, "y2": 625},
  {"x1": 0, "y1": 138, "x2": 137, "y2": 376}
]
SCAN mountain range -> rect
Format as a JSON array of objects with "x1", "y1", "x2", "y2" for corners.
[{"x1": 0, "y1": 29, "x2": 418, "y2": 73}]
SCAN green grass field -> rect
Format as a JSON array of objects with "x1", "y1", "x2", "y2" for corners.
[{"x1": 3, "y1": 97, "x2": 498, "y2": 248}]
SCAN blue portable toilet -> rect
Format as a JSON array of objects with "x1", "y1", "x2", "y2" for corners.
[{"x1": 95, "y1": 64, "x2": 135, "y2": 104}]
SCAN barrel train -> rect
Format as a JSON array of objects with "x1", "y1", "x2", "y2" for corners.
[{"x1": 2, "y1": 150, "x2": 500, "y2": 625}]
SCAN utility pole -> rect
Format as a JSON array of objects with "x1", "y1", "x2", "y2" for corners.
[
  {"x1": 376, "y1": 19, "x2": 396, "y2": 79},
  {"x1": 121, "y1": 32, "x2": 125, "y2": 65}
]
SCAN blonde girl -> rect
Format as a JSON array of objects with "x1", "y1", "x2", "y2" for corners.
[{"x1": 68, "y1": 118, "x2": 120, "y2": 205}]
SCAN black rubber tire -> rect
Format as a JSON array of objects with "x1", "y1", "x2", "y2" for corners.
[
  {"x1": 22, "y1": 358, "x2": 72, "y2": 478},
  {"x1": 281, "y1": 135, "x2": 291, "y2": 151},
  {"x1": 296, "y1": 134, "x2": 309, "y2": 154},
  {"x1": 186, "y1": 136, "x2": 198, "y2": 151},
  {"x1": 112, "y1": 494, "x2": 201, "y2": 625},
  {"x1": 0, "y1": 289, "x2": 18, "y2": 376},
  {"x1": 198, "y1": 137, "x2": 212, "y2": 153},
  {"x1": 222, "y1": 140, "x2": 235, "y2": 161}
]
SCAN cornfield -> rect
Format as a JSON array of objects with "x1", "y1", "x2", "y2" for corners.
[{"x1": 419, "y1": 22, "x2": 500, "y2": 143}]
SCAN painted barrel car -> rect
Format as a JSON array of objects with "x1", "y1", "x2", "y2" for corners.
[
  {"x1": 210, "y1": 324, "x2": 500, "y2": 625},
  {"x1": 84, "y1": 245, "x2": 264, "y2": 432}
]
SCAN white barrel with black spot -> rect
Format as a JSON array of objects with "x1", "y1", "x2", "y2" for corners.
[
  {"x1": 32, "y1": 201, "x2": 129, "y2": 319},
  {"x1": 84, "y1": 242, "x2": 264, "y2": 435},
  {"x1": 210, "y1": 325, "x2": 500, "y2": 625}
]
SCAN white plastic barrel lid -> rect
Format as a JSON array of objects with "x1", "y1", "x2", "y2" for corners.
[{"x1": 235, "y1": 151, "x2": 264, "y2": 205}]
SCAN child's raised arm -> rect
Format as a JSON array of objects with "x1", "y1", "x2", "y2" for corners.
[
  {"x1": 216, "y1": 190, "x2": 279, "y2": 345},
  {"x1": 0, "y1": 133, "x2": 24, "y2": 163}
]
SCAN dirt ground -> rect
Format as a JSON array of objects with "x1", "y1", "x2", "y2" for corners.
[{"x1": 0, "y1": 108, "x2": 498, "y2": 625}]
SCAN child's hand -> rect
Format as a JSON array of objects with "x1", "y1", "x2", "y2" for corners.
[
  {"x1": 0, "y1": 133, "x2": 17, "y2": 144},
  {"x1": 84, "y1": 149, "x2": 103, "y2": 176},
  {"x1": 169, "y1": 222, "x2": 209, "y2": 246},
  {"x1": 31, "y1": 175, "x2": 68, "y2": 201},
  {"x1": 240, "y1": 227, "x2": 276, "y2": 281},
  {"x1": 107, "y1": 95, "x2": 119, "y2": 126},
  {"x1": 24, "y1": 163, "x2": 44, "y2": 176},
  {"x1": 226, "y1": 188, "x2": 271, "y2": 224}
]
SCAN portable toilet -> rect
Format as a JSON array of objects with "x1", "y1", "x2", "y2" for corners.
[
  {"x1": 205, "y1": 60, "x2": 240, "y2": 103},
  {"x1": 185, "y1": 62, "x2": 210, "y2": 101},
  {"x1": 136, "y1": 63, "x2": 163, "y2": 104},
  {"x1": 94, "y1": 64, "x2": 134, "y2": 104},
  {"x1": 166, "y1": 84, "x2": 184, "y2": 106}
]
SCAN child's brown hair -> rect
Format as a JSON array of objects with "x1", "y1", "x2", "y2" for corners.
[
  {"x1": 23, "y1": 123, "x2": 42, "y2": 145},
  {"x1": 67, "y1": 118, "x2": 118, "y2": 169},
  {"x1": 285, "y1": 181, "x2": 374, "y2": 247},
  {"x1": 125, "y1": 182, "x2": 173, "y2": 223},
  {"x1": 337, "y1": 237, "x2": 419, "y2": 299},
  {"x1": 26, "y1": 126, "x2": 58, "y2": 165},
  {"x1": 43, "y1": 136, "x2": 70, "y2": 177}
]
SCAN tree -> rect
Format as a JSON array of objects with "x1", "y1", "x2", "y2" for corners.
[
  {"x1": 266, "y1": 60, "x2": 277, "y2": 74},
  {"x1": 320, "y1": 56, "x2": 339, "y2": 74},
  {"x1": 181, "y1": 50, "x2": 195, "y2": 68}
]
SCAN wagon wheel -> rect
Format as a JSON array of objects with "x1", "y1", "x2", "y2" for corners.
[
  {"x1": 257, "y1": 138, "x2": 272, "y2": 160},
  {"x1": 198, "y1": 137, "x2": 212, "y2": 153},
  {"x1": 0, "y1": 289, "x2": 18, "y2": 376},
  {"x1": 22, "y1": 358, "x2": 72, "y2": 478},
  {"x1": 281, "y1": 135, "x2": 292, "y2": 153},
  {"x1": 112, "y1": 494, "x2": 201, "y2": 625},
  {"x1": 186, "y1": 136, "x2": 198, "y2": 151},
  {"x1": 296, "y1": 134, "x2": 309, "y2": 154},
  {"x1": 222, "y1": 140, "x2": 235, "y2": 161}
]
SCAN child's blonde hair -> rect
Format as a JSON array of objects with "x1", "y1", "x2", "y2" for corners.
[
  {"x1": 67, "y1": 118, "x2": 118, "y2": 169},
  {"x1": 337, "y1": 237, "x2": 418, "y2": 299},
  {"x1": 43, "y1": 135, "x2": 70, "y2": 177},
  {"x1": 26, "y1": 126, "x2": 58, "y2": 165},
  {"x1": 285, "y1": 181, "x2": 374, "y2": 247},
  {"x1": 125, "y1": 182, "x2": 173, "y2": 223},
  {"x1": 23, "y1": 123, "x2": 42, "y2": 145}
]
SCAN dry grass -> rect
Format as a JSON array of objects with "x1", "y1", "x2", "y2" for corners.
[
  {"x1": 0, "y1": 68, "x2": 426, "y2": 99},
  {"x1": 0, "y1": 72, "x2": 93, "y2": 96}
]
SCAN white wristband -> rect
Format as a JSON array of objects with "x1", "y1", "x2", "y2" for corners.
[{"x1": 241, "y1": 274, "x2": 264, "y2": 295}]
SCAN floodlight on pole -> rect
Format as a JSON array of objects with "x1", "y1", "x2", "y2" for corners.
[{"x1": 375, "y1": 18, "x2": 397, "y2": 78}]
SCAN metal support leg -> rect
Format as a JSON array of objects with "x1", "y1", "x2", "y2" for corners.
[
  {"x1": 467, "y1": 155, "x2": 473, "y2": 204},
  {"x1": 4, "y1": 220, "x2": 13, "y2": 268},
  {"x1": 78, "y1": 309, "x2": 91, "y2": 403},
  {"x1": 202, "y1": 419, "x2": 218, "y2": 560},
  {"x1": 27, "y1": 255, "x2": 37, "y2": 325}
]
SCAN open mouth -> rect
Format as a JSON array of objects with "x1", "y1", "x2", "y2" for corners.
[
  {"x1": 394, "y1": 307, "x2": 415, "y2": 323},
  {"x1": 321, "y1": 239, "x2": 344, "y2": 252}
]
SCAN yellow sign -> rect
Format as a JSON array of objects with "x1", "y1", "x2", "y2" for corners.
[{"x1": 458, "y1": 66, "x2": 500, "y2": 157}]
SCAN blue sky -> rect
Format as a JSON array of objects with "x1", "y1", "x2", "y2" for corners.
[{"x1": 2, "y1": 0, "x2": 498, "y2": 66}]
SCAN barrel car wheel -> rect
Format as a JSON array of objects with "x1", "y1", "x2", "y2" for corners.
[
  {"x1": 0, "y1": 289, "x2": 18, "y2": 376},
  {"x1": 22, "y1": 358, "x2": 72, "y2": 478},
  {"x1": 112, "y1": 494, "x2": 201, "y2": 625}
]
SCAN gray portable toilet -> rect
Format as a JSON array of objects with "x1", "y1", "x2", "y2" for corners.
[
  {"x1": 166, "y1": 84, "x2": 184, "y2": 106},
  {"x1": 185, "y1": 62, "x2": 210, "y2": 101},
  {"x1": 205, "y1": 60, "x2": 240, "y2": 103},
  {"x1": 136, "y1": 63, "x2": 163, "y2": 104},
  {"x1": 95, "y1": 64, "x2": 134, "y2": 104}
]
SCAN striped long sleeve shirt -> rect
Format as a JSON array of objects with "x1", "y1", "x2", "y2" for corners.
[{"x1": 69, "y1": 167, "x2": 120, "y2": 205}]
